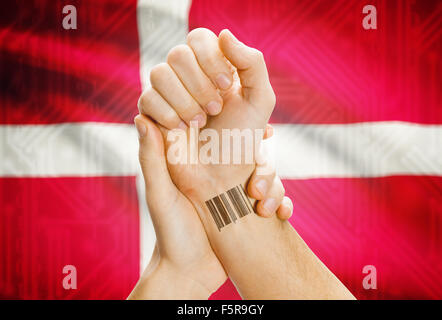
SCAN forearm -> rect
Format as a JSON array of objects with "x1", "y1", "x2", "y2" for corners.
[{"x1": 194, "y1": 196, "x2": 355, "y2": 300}]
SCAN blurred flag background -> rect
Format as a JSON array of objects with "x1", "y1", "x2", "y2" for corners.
[{"x1": 0, "y1": 0, "x2": 441, "y2": 299}]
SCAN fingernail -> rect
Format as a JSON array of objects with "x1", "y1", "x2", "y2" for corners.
[
  {"x1": 263, "y1": 198, "x2": 277, "y2": 214},
  {"x1": 206, "y1": 101, "x2": 222, "y2": 115},
  {"x1": 191, "y1": 113, "x2": 206, "y2": 128},
  {"x1": 255, "y1": 179, "x2": 268, "y2": 197},
  {"x1": 178, "y1": 121, "x2": 187, "y2": 130},
  {"x1": 134, "y1": 119, "x2": 147, "y2": 138},
  {"x1": 215, "y1": 73, "x2": 231, "y2": 90}
]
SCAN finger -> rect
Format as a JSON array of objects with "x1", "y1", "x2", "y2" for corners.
[
  {"x1": 167, "y1": 44, "x2": 224, "y2": 116},
  {"x1": 255, "y1": 177, "x2": 285, "y2": 218},
  {"x1": 247, "y1": 161, "x2": 275, "y2": 200},
  {"x1": 187, "y1": 28, "x2": 233, "y2": 90},
  {"x1": 263, "y1": 124, "x2": 273, "y2": 140},
  {"x1": 134, "y1": 114, "x2": 181, "y2": 225},
  {"x1": 218, "y1": 29, "x2": 275, "y2": 109},
  {"x1": 277, "y1": 196, "x2": 293, "y2": 220},
  {"x1": 138, "y1": 87, "x2": 187, "y2": 130},
  {"x1": 150, "y1": 62, "x2": 207, "y2": 128}
]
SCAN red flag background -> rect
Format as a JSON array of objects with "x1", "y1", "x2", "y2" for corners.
[
  {"x1": 0, "y1": 0, "x2": 141, "y2": 299},
  {"x1": 1, "y1": 0, "x2": 441, "y2": 299}
]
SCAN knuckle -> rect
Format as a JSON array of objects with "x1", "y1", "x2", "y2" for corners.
[
  {"x1": 266, "y1": 89, "x2": 276, "y2": 107},
  {"x1": 187, "y1": 27, "x2": 215, "y2": 45},
  {"x1": 137, "y1": 96, "x2": 144, "y2": 114},
  {"x1": 137, "y1": 96, "x2": 144, "y2": 113},
  {"x1": 191, "y1": 80, "x2": 206, "y2": 94},
  {"x1": 182, "y1": 109, "x2": 199, "y2": 122},
  {"x1": 138, "y1": 89, "x2": 154, "y2": 113},
  {"x1": 183, "y1": 106, "x2": 206, "y2": 124},
  {"x1": 200, "y1": 54, "x2": 225, "y2": 78},
  {"x1": 194, "y1": 81, "x2": 218, "y2": 99},
  {"x1": 163, "y1": 112, "x2": 180, "y2": 127},
  {"x1": 149, "y1": 62, "x2": 170, "y2": 84},
  {"x1": 277, "y1": 179, "x2": 286, "y2": 195},
  {"x1": 251, "y1": 48, "x2": 264, "y2": 62},
  {"x1": 204, "y1": 55, "x2": 220, "y2": 70},
  {"x1": 167, "y1": 44, "x2": 193, "y2": 65}
]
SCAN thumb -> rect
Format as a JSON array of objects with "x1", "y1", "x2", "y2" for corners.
[
  {"x1": 134, "y1": 114, "x2": 180, "y2": 223},
  {"x1": 218, "y1": 29, "x2": 273, "y2": 106}
]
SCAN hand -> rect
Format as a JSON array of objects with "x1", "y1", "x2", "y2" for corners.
[
  {"x1": 129, "y1": 116, "x2": 293, "y2": 299},
  {"x1": 137, "y1": 28, "x2": 275, "y2": 207},
  {"x1": 128, "y1": 116, "x2": 225, "y2": 299}
]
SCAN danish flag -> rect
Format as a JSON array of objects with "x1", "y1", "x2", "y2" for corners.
[{"x1": 1, "y1": 0, "x2": 441, "y2": 299}]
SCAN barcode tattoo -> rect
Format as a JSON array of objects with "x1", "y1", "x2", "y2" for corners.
[{"x1": 205, "y1": 185, "x2": 254, "y2": 231}]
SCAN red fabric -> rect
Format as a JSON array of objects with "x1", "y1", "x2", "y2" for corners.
[
  {"x1": 0, "y1": 0, "x2": 141, "y2": 299},
  {"x1": 285, "y1": 176, "x2": 442, "y2": 299},
  {"x1": 0, "y1": 0, "x2": 140, "y2": 124},
  {"x1": 1, "y1": 0, "x2": 441, "y2": 300},
  {"x1": 0, "y1": 177, "x2": 140, "y2": 299},
  {"x1": 189, "y1": 0, "x2": 442, "y2": 125}
]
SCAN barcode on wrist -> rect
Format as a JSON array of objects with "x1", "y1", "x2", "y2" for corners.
[{"x1": 205, "y1": 185, "x2": 254, "y2": 231}]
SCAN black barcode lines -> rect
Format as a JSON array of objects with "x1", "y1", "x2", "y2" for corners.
[{"x1": 205, "y1": 185, "x2": 254, "y2": 231}]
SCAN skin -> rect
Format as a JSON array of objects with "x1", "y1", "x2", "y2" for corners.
[
  {"x1": 128, "y1": 117, "x2": 291, "y2": 299},
  {"x1": 132, "y1": 28, "x2": 355, "y2": 299}
]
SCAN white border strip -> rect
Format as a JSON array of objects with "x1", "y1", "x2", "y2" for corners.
[
  {"x1": 0, "y1": 123, "x2": 138, "y2": 177},
  {"x1": 273, "y1": 121, "x2": 442, "y2": 179},
  {"x1": 137, "y1": 0, "x2": 191, "y2": 90},
  {"x1": 2, "y1": 122, "x2": 441, "y2": 178},
  {"x1": 136, "y1": 0, "x2": 191, "y2": 272}
]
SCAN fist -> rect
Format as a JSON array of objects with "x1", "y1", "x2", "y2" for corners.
[
  {"x1": 138, "y1": 28, "x2": 276, "y2": 202},
  {"x1": 139, "y1": 28, "x2": 275, "y2": 129}
]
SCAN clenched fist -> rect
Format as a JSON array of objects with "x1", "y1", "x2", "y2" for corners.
[
  {"x1": 137, "y1": 28, "x2": 277, "y2": 218},
  {"x1": 139, "y1": 28, "x2": 275, "y2": 129}
]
